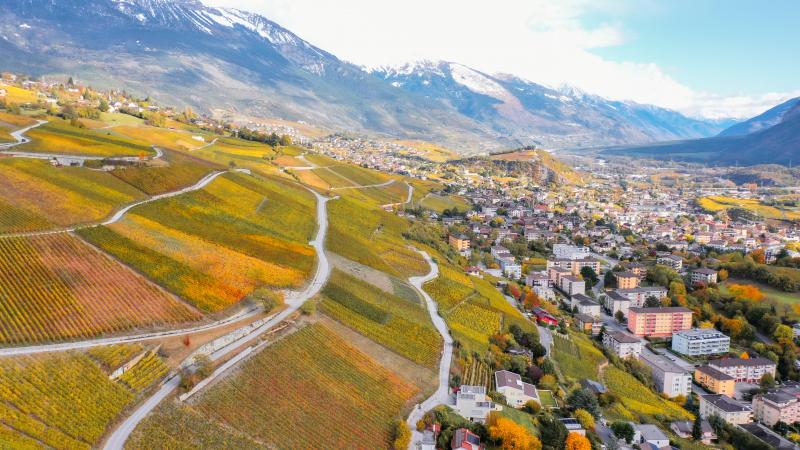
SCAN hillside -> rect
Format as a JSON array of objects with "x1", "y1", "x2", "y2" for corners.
[
  {"x1": 601, "y1": 101, "x2": 800, "y2": 166},
  {"x1": 0, "y1": 0, "x2": 728, "y2": 152}
]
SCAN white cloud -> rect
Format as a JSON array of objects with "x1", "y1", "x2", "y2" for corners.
[{"x1": 204, "y1": 0, "x2": 794, "y2": 119}]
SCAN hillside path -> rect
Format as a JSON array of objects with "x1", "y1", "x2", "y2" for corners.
[
  {"x1": 102, "y1": 190, "x2": 333, "y2": 450},
  {"x1": 406, "y1": 250, "x2": 454, "y2": 450}
]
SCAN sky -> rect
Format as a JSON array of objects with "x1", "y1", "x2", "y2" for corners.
[{"x1": 205, "y1": 0, "x2": 800, "y2": 119}]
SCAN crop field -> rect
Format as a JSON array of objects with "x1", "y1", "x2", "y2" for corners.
[
  {"x1": 312, "y1": 166, "x2": 356, "y2": 188},
  {"x1": 87, "y1": 344, "x2": 145, "y2": 371},
  {"x1": 603, "y1": 366, "x2": 692, "y2": 421},
  {"x1": 423, "y1": 265, "x2": 475, "y2": 310},
  {"x1": 79, "y1": 173, "x2": 316, "y2": 311},
  {"x1": 698, "y1": 195, "x2": 800, "y2": 220},
  {"x1": 118, "y1": 352, "x2": 169, "y2": 392},
  {"x1": 328, "y1": 163, "x2": 391, "y2": 186},
  {"x1": 343, "y1": 181, "x2": 410, "y2": 206},
  {"x1": 0, "y1": 158, "x2": 146, "y2": 234},
  {"x1": 462, "y1": 356, "x2": 492, "y2": 390},
  {"x1": 19, "y1": 119, "x2": 154, "y2": 157},
  {"x1": 419, "y1": 193, "x2": 471, "y2": 213},
  {"x1": 112, "y1": 125, "x2": 213, "y2": 152},
  {"x1": 551, "y1": 332, "x2": 606, "y2": 382},
  {"x1": 178, "y1": 324, "x2": 419, "y2": 449},
  {"x1": 320, "y1": 270, "x2": 442, "y2": 368},
  {"x1": 110, "y1": 149, "x2": 222, "y2": 195},
  {"x1": 0, "y1": 111, "x2": 38, "y2": 128},
  {"x1": 0, "y1": 352, "x2": 134, "y2": 449},
  {"x1": 295, "y1": 168, "x2": 333, "y2": 192},
  {"x1": 327, "y1": 195, "x2": 427, "y2": 278},
  {"x1": 0, "y1": 85, "x2": 39, "y2": 104},
  {"x1": 0, "y1": 233, "x2": 200, "y2": 344}
]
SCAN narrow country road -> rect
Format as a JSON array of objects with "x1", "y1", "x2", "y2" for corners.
[
  {"x1": 537, "y1": 325, "x2": 553, "y2": 356},
  {"x1": 406, "y1": 250, "x2": 453, "y2": 450},
  {"x1": 381, "y1": 182, "x2": 414, "y2": 209},
  {"x1": 102, "y1": 190, "x2": 333, "y2": 450},
  {"x1": 330, "y1": 178, "x2": 396, "y2": 190},
  {"x1": 0, "y1": 119, "x2": 47, "y2": 149}
]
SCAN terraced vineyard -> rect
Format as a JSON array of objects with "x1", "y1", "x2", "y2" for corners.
[
  {"x1": 320, "y1": 270, "x2": 442, "y2": 368},
  {"x1": 133, "y1": 324, "x2": 419, "y2": 449},
  {"x1": 0, "y1": 158, "x2": 146, "y2": 234},
  {"x1": 18, "y1": 119, "x2": 154, "y2": 157},
  {"x1": 110, "y1": 149, "x2": 223, "y2": 195},
  {"x1": 327, "y1": 164, "x2": 390, "y2": 186},
  {"x1": 0, "y1": 233, "x2": 200, "y2": 344},
  {"x1": 79, "y1": 173, "x2": 316, "y2": 311},
  {"x1": 327, "y1": 195, "x2": 427, "y2": 278},
  {"x1": 0, "y1": 352, "x2": 134, "y2": 449},
  {"x1": 118, "y1": 352, "x2": 169, "y2": 392}
]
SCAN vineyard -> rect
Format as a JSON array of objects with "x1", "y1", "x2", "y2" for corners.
[
  {"x1": 0, "y1": 352, "x2": 135, "y2": 449},
  {"x1": 603, "y1": 366, "x2": 693, "y2": 421},
  {"x1": 118, "y1": 352, "x2": 169, "y2": 392},
  {"x1": 110, "y1": 149, "x2": 223, "y2": 195},
  {"x1": 87, "y1": 344, "x2": 145, "y2": 371},
  {"x1": 327, "y1": 195, "x2": 427, "y2": 278},
  {"x1": 446, "y1": 302, "x2": 502, "y2": 351},
  {"x1": 18, "y1": 119, "x2": 154, "y2": 157},
  {"x1": 551, "y1": 332, "x2": 605, "y2": 382},
  {"x1": 419, "y1": 193, "x2": 471, "y2": 213},
  {"x1": 111, "y1": 125, "x2": 213, "y2": 152},
  {"x1": 328, "y1": 164, "x2": 391, "y2": 186},
  {"x1": 312, "y1": 166, "x2": 357, "y2": 188},
  {"x1": 320, "y1": 270, "x2": 442, "y2": 368},
  {"x1": 79, "y1": 173, "x2": 317, "y2": 311},
  {"x1": 0, "y1": 233, "x2": 200, "y2": 344},
  {"x1": 0, "y1": 158, "x2": 146, "y2": 234},
  {"x1": 461, "y1": 356, "x2": 492, "y2": 390},
  {"x1": 177, "y1": 324, "x2": 419, "y2": 449}
]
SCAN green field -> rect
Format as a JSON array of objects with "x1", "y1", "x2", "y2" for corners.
[
  {"x1": 419, "y1": 193, "x2": 471, "y2": 213},
  {"x1": 320, "y1": 270, "x2": 442, "y2": 368}
]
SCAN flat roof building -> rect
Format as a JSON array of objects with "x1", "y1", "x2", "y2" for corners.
[{"x1": 672, "y1": 328, "x2": 730, "y2": 356}]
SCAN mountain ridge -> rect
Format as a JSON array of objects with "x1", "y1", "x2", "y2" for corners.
[{"x1": 0, "y1": 0, "x2": 731, "y2": 152}]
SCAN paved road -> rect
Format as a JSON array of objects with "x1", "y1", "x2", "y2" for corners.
[
  {"x1": 406, "y1": 251, "x2": 454, "y2": 450},
  {"x1": 381, "y1": 182, "x2": 414, "y2": 209},
  {"x1": 0, "y1": 119, "x2": 47, "y2": 148},
  {"x1": 537, "y1": 325, "x2": 553, "y2": 356},
  {"x1": 330, "y1": 178, "x2": 396, "y2": 190},
  {"x1": 102, "y1": 190, "x2": 333, "y2": 450}
]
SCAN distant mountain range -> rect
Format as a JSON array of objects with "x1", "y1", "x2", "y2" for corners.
[
  {"x1": 602, "y1": 97, "x2": 800, "y2": 166},
  {"x1": 0, "y1": 0, "x2": 733, "y2": 152}
]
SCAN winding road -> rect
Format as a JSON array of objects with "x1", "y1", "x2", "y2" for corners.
[
  {"x1": 102, "y1": 190, "x2": 333, "y2": 450},
  {"x1": 406, "y1": 250, "x2": 453, "y2": 450}
]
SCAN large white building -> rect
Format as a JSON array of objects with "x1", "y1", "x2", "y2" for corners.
[
  {"x1": 641, "y1": 352, "x2": 692, "y2": 398},
  {"x1": 494, "y1": 370, "x2": 539, "y2": 408},
  {"x1": 752, "y1": 382, "x2": 800, "y2": 426},
  {"x1": 455, "y1": 385, "x2": 499, "y2": 423},
  {"x1": 570, "y1": 294, "x2": 601, "y2": 317},
  {"x1": 553, "y1": 244, "x2": 590, "y2": 260},
  {"x1": 602, "y1": 331, "x2": 642, "y2": 359},
  {"x1": 708, "y1": 357, "x2": 777, "y2": 384},
  {"x1": 671, "y1": 328, "x2": 730, "y2": 356}
]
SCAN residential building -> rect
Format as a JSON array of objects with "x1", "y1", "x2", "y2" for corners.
[
  {"x1": 635, "y1": 424, "x2": 669, "y2": 448},
  {"x1": 451, "y1": 428, "x2": 483, "y2": 450},
  {"x1": 558, "y1": 418, "x2": 585, "y2": 436},
  {"x1": 739, "y1": 422, "x2": 800, "y2": 450},
  {"x1": 547, "y1": 266, "x2": 572, "y2": 286},
  {"x1": 699, "y1": 394, "x2": 753, "y2": 425},
  {"x1": 455, "y1": 386, "x2": 498, "y2": 423},
  {"x1": 708, "y1": 357, "x2": 777, "y2": 383},
  {"x1": 532, "y1": 307, "x2": 558, "y2": 327},
  {"x1": 575, "y1": 314, "x2": 602, "y2": 335},
  {"x1": 570, "y1": 294, "x2": 600, "y2": 316},
  {"x1": 604, "y1": 291, "x2": 631, "y2": 317},
  {"x1": 560, "y1": 275, "x2": 585, "y2": 296},
  {"x1": 525, "y1": 272, "x2": 551, "y2": 288},
  {"x1": 641, "y1": 352, "x2": 692, "y2": 397},
  {"x1": 627, "y1": 262, "x2": 647, "y2": 279},
  {"x1": 615, "y1": 271, "x2": 640, "y2": 289},
  {"x1": 553, "y1": 244, "x2": 590, "y2": 260},
  {"x1": 694, "y1": 365, "x2": 735, "y2": 397},
  {"x1": 752, "y1": 382, "x2": 800, "y2": 426},
  {"x1": 670, "y1": 420, "x2": 716, "y2": 445},
  {"x1": 602, "y1": 330, "x2": 642, "y2": 359},
  {"x1": 449, "y1": 234, "x2": 470, "y2": 252},
  {"x1": 499, "y1": 257, "x2": 522, "y2": 279},
  {"x1": 657, "y1": 255, "x2": 683, "y2": 272},
  {"x1": 615, "y1": 287, "x2": 668, "y2": 307},
  {"x1": 494, "y1": 370, "x2": 539, "y2": 408},
  {"x1": 627, "y1": 307, "x2": 693, "y2": 338},
  {"x1": 691, "y1": 267, "x2": 718, "y2": 286},
  {"x1": 671, "y1": 328, "x2": 730, "y2": 356}
]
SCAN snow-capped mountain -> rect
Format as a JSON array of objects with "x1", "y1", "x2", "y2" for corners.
[{"x1": 0, "y1": 0, "x2": 729, "y2": 151}]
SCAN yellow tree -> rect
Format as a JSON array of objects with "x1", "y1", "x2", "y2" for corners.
[
  {"x1": 489, "y1": 417, "x2": 542, "y2": 450},
  {"x1": 574, "y1": 409, "x2": 595, "y2": 431},
  {"x1": 565, "y1": 432, "x2": 591, "y2": 450}
]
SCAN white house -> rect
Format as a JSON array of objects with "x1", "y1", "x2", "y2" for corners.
[
  {"x1": 494, "y1": 370, "x2": 538, "y2": 408},
  {"x1": 455, "y1": 385, "x2": 499, "y2": 423},
  {"x1": 641, "y1": 352, "x2": 692, "y2": 398},
  {"x1": 602, "y1": 331, "x2": 642, "y2": 359},
  {"x1": 699, "y1": 394, "x2": 752, "y2": 425},
  {"x1": 671, "y1": 328, "x2": 730, "y2": 356},
  {"x1": 635, "y1": 424, "x2": 669, "y2": 448},
  {"x1": 570, "y1": 294, "x2": 600, "y2": 317}
]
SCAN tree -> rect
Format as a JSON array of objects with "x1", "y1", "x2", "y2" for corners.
[
  {"x1": 750, "y1": 248, "x2": 766, "y2": 264},
  {"x1": 98, "y1": 98, "x2": 109, "y2": 112},
  {"x1": 523, "y1": 400, "x2": 542, "y2": 415},
  {"x1": 565, "y1": 432, "x2": 591, "y2": 450},
  {"x1": 614, "y1": 310, "x2": 625, "y2": 323},
  {"x1": 489, "y1": 416, "x2": 542, "y2": 450},
  {"x1": 774, "y1": 324, "x2": 794, "y2": 347},
  {"x1": 539, "y1": 415, "x2": 568, "y2": 450},
  {"x1": 728, "y1": 284, "x2": 764, "y2": 302},
  {"x1": 580, "y1": 266, "x2": 599, "y2": 289},
  {"x1": 566, "y1": 388, "x2": 600, "y2": 418},
  {"x1": 644, "y1": 296, "x2": 661, "y2": 307},
  {"x1": 610, "y1": 421, "x2": 635, "y2": 444},
  {"x1": 574, "y1": 409, "x2": 595, "y2": 431},
  {"x1": 718, "y1": 268, "x2": 729, "y2": 281},
  {"x1": 539, "y1": 374, "x2": 557, "y2": 391},
  {"x1": 692, "y1": 415, "x2": 703, "y2": 441},
  {"x1": 760, "y1": 372, "x2": 776, "y2": 390},
  {"x1": 391, "y1": 420, "x2": 411, "y2": 450}
]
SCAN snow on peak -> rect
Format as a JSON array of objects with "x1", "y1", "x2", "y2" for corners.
[{"x1": 448, "y1": 63, "x2": 509, "y2": 101}]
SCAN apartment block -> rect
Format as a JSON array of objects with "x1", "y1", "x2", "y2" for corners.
[
  {"x1": 694, "y1": 365, "x2": 735, "y2": 397},
  {"x1": 627, "y1": 307, "x2": 693, "y2": 338},
  {"x1": 708, "y1": 357, "x2": 777, "y2": 384},
  {"x1": 641, "y1": 352, "x2": 692, "y2": 398},
  {"x1": 753, "y1": 382, "x2": 800, "y2": 426},
  {"x1": 672, "y1": 328, "x2": 730, "y2": 356}
]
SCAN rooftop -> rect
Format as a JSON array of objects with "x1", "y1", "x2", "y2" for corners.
[
  {"x1": 629, "y1": 306, "x2": 692, "y2": 314},
  {"x1": 695, "y1": 365, "x2": 734, "y2": 381},
  {"x1": 710, "y1": 357, "x2": 776, "y2": 368},
  {"x1": 673, "y1": 328, "x2": 730, "y2": 341},
  {"x1": 700, "y1": 394, "x2": 751, "y2": 413},
  {"x1": 641, "y1": 352, "x2": 687, "y2": 374},
  {"x1": 605, "y1": 330, "x2": 641, "y2": 344}
]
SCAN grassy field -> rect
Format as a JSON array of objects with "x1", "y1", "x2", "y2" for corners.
[
  {"x1": 111, "y1": 125, "x2": 213, "y2": 152},
  {"x1": 551, "y1": 331, "x2": 606, "y2": 382},
  {"x1": 0, "y1": 348, "x2": 169, "y2": 449},
  {"x1": 18, "y1": 119, "x2": 155, "y2": 157},
  {"x1": 133, "y1": 324, "x2": 419, "y2": 449},
  {"x1": 419, "y1": 193, "x2": 471, "y2": 213},
  {"x1": 0, "y1": 233, "x2": 200, "y2": 344},
  {"x1": 328, "y1": 164, "x2": 391, "y2": 186},
  {"x1": 312, "y1": 166, "x2": 357, "y2": 188},
  {"x1": 79, "y1": 173, "x2": 316, "y2": 312},
  {"x1": 320, "y1": 270, "x2": 442, "y2": 368},
  {"x1": 0, "y1": 158, "x2": 146, "y2": 234},
  {"x1": 603, "y1": 366, "x2": 692, "y2": 422},
  {"x1": 327, "y1": 195, "x2": 427, "y2": 278},
  {"x1": 0, "y1": 85, "x2": 39, "y2": 104},
  {"x1": 698, "y1": 195, "x2": 800, "y2": 220}
]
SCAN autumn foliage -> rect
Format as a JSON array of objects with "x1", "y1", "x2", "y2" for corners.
[
  {"x1": 565, "y1": 432, "x2": 591, "y2": 450},
  {"x1": 489, "y1": 416, "x2": 542, "y2": 450},
  {"x1": 728, "y1": 284, "x2": 764, "y2": 302}
]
